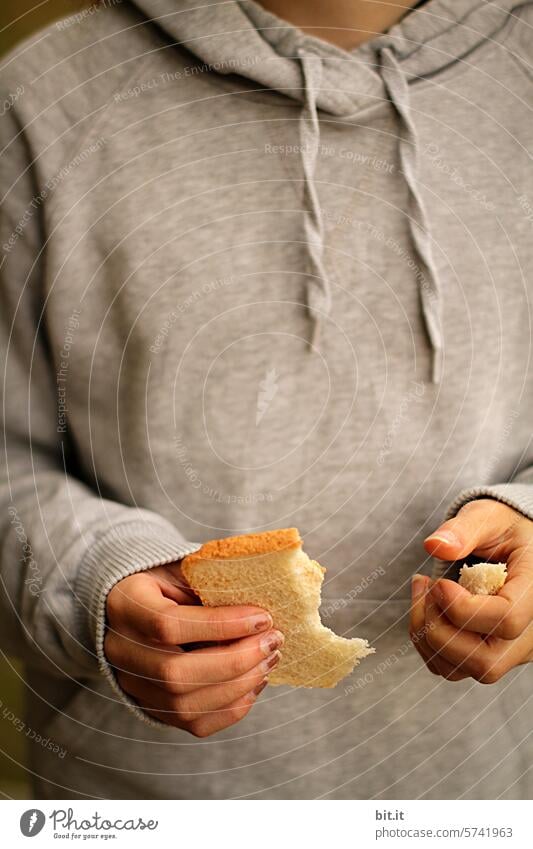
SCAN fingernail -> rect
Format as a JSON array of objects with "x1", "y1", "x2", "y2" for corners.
[
  {"x1": 261, "y1": 650, "x2": 281, "y2": 673},
  {"x1": 253, "y1": 678, "x2": 268, "y2": 697},
  {"x1": 251, "y1": 613, "x2": 273, "y2": 632},
  {"x1": 411, "y1": 574, "x2": 427, "y2": 601},
  {"x1": 260, "y1": 629, "x2": 284, "y2": 655},
  {"x1": 424, "y1": 530, "x2": 460, "y2": 547}
]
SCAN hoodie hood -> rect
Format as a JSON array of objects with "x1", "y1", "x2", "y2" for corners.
[
  {"x1": 128, "y1": 0, "x2": 523, "y2": 107},
  {"x1": 127, "y1": 0, "x2": 525, "y2": 381}
]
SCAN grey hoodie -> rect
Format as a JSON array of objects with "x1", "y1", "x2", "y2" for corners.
[{"x1": 1, "y1": 0, "x2": 532, "y2": 799}]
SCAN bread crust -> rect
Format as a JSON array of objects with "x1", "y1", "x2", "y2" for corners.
[
  {"x1": 183, "y1": 527, "x2": 301, "y2": 564},
  {"x1": 181, "y1": 527, "x2": 374, "y2": 688}
]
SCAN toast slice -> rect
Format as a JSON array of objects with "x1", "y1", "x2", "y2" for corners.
[{"x1": 181, "y1": 528, "x2": 374, "y2": 688}]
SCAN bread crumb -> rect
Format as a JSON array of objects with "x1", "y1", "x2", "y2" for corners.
[{"x1": 458, "y1": 562, "x2": 507, "y2": 596}]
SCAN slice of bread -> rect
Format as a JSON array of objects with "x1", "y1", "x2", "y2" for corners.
[
  {"x1": 181, "y1": 528, "x2": 374, "y2": 688},
  {"x1": 458, "y1": 562, "x2": 507, "y2": 596}
]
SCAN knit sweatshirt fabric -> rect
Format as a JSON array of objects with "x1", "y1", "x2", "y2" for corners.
[{"x1": 1, "y1": 0, "x2": 532, "y2": 799}]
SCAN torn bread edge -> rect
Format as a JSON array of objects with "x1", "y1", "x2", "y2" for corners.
[{"x1": 181, "y1": 528, "x2": 374, "y2": 688}]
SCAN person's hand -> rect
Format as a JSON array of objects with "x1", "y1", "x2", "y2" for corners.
[
  {"x1": 410, "y1": 499, "x2": 533, "y2": 683},
  {"x1": 104, "y1": 562, "x2": 283, "y2": 736}
]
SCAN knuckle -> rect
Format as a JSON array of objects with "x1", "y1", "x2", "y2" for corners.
[
  {"x1": 157, "y1": 656, "x2": 181, "y2": 689},
  {"x1": 171, "y1": 693, "x2": 205, "y2": 723},
  {"x1": 444, "y1": 669, "x2": 466, "y2": 681},
  {"x1": 227, "y1": 649, "x2": 251, "y2": 678},
  {"x1": 498, "y1": 612, "x2": 526, "y2": 640},
  {"x1": 149, "y1": 612, "x2": 174, "y2": 644},
  {"x1": 231, "y1": 702, "x2": 252, "y2": 723},
  {"x1": 204, "y1": 609, "x2": 232, "y2": 640},
  {"x1": 447, "y1": 599, "x2": 469, "y2": 627},
  {"x1": 168, "y1": 697, "x2": 192, "y2": 724},
  {"x1": 468, "y1": 655, "x2": 493, "y2": 682},
  {"x1": 187, "y1": 721, "x2": 211, "y2": 738},
  {"x1": 224, "y1": 705, "x2": 246, "y2": 727},
  {"x1": 478, "y1": 664, "x2": 505, "y2": 685},
  {"x1": 106, "y1": 576, "x2": 136, "y2": 620},
  {"x1": 442, "y1": 669, "x2": 458, "y2": 680},
  {"x1": 425, "y1": 627, "x2": 441, "y2": 651},
  {"x1": 410, "y1": 621, "x2": 430, "y2": 645}
]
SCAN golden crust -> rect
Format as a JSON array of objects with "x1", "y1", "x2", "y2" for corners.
[
  {"x1": 181, "y1": 527, "x2": 373, "y2": 687},
  {"x1": 183, "y1": 527, "x2": 301, "y2": 564}
]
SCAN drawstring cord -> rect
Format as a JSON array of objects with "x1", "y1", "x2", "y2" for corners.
[
  {"x1": 380, "y1": 46, "x2": 443, "y2": 383},
  {"x1": 297, "y1": 45, "x2": 443, "y2": 382},
  {"x1": 297, "y1": 49, "x2": 332, "y2": 349}
]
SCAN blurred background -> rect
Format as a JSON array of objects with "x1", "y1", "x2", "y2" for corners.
[
  {"x1": 0, "y1": 0, "x2": 87, "y2": 799},
  {"x1": 0, "y1": 1, "x2": 86, "y2": 57}
]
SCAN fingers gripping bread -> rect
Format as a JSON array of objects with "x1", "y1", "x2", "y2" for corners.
[{"x1": 181, "y1": 528, "x2": 374, "y2": 687}]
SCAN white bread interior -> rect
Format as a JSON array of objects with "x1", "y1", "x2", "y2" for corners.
[
  {"x1": 181, "y1": 528, "x2": 374, "y2": 688},
  {"x1": 459, "y1": 562, "x2": 507, "y2": 596}
]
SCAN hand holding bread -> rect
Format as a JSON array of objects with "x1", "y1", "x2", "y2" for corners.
[
  {"x1": 104, "y1": 563, "x2": 282, "y2": 736},
  {"x1": 410, "y1": 499, "x2": 533, "y2": 683},
  {"x1": 105, "y1": 528, "x2": 373, "y2": 736},
  {"x1": 104, "y1": 496, "x2": 532, "y2": 741}
]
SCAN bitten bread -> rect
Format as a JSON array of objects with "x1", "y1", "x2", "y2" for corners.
[
  {"x1": 458, "y1": 562, "x2": 507, "y2": 595},
  {"x1": 181, "y1": 528, "x2": 374, "y2": 687}
]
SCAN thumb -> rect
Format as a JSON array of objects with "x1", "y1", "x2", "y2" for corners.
[{"x1": 424, "y1": 499, "x2": 518, "y2": 560}]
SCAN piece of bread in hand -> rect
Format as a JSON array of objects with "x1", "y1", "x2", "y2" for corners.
[
  {"x1": 458, "y1": 562, "x2": 507, "y2": 595},
  {"x1": 181, "y1": 528, "x2": 374, "y2": 688}
]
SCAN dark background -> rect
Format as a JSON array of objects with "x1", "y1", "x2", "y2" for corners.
[{"x1": 0, "y1": 1, "x2": 86, "y2": 56}]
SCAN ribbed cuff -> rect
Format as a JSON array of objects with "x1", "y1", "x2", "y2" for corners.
[
  {"x1": 75, "y1": 519, "x2": 201, "y2": 729},
  {"x1": 432, "y1": 483, "x2": 533, "y2": 580},
  {"x1": 445, "y1": 483, "x2": 533, "y2": 523}
]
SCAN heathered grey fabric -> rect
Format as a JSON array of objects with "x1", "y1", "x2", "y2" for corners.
[{"x1": 1, "y1": 0, "x2": 532, "y2": 799}]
